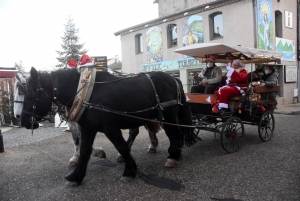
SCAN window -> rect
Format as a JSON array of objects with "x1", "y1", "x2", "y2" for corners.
[
  {"x1": 167, "y1": 24, "x2": 177, "y2": 48},
  {"x1": 275, "y1": 11, "x2": 282, "y2": 38},
  {"x1": 209, "y1": 12, "x2": 223, "y2": 40},
  {"x1": 135, "y1": 34, "x2": 143, "y2": 54},
  {"x1": 285, "y1": 11, "x2": 292, "y2": 28}
]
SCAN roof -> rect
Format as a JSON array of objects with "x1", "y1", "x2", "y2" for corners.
[
  {"x1": 108, "y1": 62, "x2": 122, "y2": 70},
  {"x1": 114, "y1": 0, "x2": 238, "y2": 36},
  {"x1": 0, "y1": 67, "x2": 18, "y2": 71},
  {"x1": 174, "y1": 43, "x2": 283, "y2": 64}
]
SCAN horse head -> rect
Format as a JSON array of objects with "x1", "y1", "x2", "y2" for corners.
[
  {"x1": 13, "y1": 73, "x2": 27, "y2": 119},
  {"x1": 21, "y1": 67, "x2": 53, "y2": 129}
]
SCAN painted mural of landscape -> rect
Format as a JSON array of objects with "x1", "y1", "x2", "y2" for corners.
[
  {"x1": 182, "y1": 15, "x2": 204, "y2": 47},
  {"x1": 276, "y1": 38, "x2": 295, "y2": 61}
]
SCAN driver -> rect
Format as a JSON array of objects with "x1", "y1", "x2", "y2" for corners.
[{"x1": 191, "y1": 55, "x2": 222, "y2": 94}]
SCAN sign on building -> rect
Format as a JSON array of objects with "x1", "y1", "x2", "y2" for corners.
[{"x1": 284, "y1": 66, "x2": 297, "y2": 83}]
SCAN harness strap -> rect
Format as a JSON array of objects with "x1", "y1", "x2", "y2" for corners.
[
  {"x1": 145, "y1": 74, "x2": 164, "y2": 121},
  {"x1": 81, "y1": 101, "x2": 196, "y2": 129}
]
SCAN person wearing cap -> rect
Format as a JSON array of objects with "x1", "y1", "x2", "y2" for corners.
[
  {"x1": 191, "y1": 55, "x2": 222, "y2": 94},
  {"x1": 248, "y1": 64, "x2": 265, "y2": 83},
  {"x1": 214, "y1": 59, "x2": 248, "y2": 116},
  {"x1": 260, "y1": 65, "x2": 278, "y2": 110}
]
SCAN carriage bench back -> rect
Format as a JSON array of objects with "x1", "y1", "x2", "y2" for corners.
[{"x1": 253, "y1": 85, "x2": 280, "y2": 93}]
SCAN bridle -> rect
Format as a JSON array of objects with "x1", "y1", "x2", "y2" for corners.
[
  {"x1": 14, "y1": 81, "x2": 27, "y2": 104},
  {"x1": 21, "y1": 74, "x2": 49, "y2": 132}
]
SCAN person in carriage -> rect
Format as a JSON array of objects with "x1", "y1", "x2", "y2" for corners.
[
  {"x1": 260, "y1": 65, "x2": 279, "y2": 111},
  {"x1": 214, "y1": 59, "x2": 248, "y2": 117},
  {"x1": 191, "y1": 54, "x2": 222, "y2": 94}
]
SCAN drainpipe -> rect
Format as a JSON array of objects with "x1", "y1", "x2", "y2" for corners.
[
  {"x1": 298, "y1": 0, "x2": 300, "y2": 102},
  {"x1": 253, "y1": 0, "x2": 258, "y2": 48}
]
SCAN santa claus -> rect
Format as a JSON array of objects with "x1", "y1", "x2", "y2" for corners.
[{"x1": 214, "y1": 59, "x2": 248, "y2": 117}]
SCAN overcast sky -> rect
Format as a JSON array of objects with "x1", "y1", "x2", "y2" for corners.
[{"x1": 0, "y1": 0, "x2": 158, "y2": 72}]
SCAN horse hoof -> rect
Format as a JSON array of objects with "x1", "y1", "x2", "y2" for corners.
[
  {"x1": 120, "y1": 176, "x2": 134, "y2": 182},
  {"x1": 164, "y1": 158, "x2": 177, "y2": 168},
  {"x1": 92, "y1": 147, "x2": 106, "y2": 159},
  {"x1": 116, "y1": 155, "x2": 124, "y2": 162},
  {"x1": 147, "y1": 148, "x2": 157, "y2": 153},
  {"x1": 65, "y1": 181, "x2": 78, "y2": 188},
  {"x1": 68, "y1": 161, "x2": 77, "y2": 168}
]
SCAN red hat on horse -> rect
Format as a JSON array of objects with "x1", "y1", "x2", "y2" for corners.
[{"x1": 67, "y1": 58, "x2": 77, "y2": 69}]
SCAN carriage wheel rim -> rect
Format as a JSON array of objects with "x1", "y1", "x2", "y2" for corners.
[
  {"x1": 221, "y1": 117, "x2": 244, "y2": 153},
  {"x1": 258, "y1": 111, "x2": 275, "y2": 142}
]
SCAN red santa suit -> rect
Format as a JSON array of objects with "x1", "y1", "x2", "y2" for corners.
[{"x1": 214, "y1": 60, "x2": 248, "y2": 109}]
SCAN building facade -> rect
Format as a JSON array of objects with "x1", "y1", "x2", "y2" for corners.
[{"x1": 114, "y1": 0, "x2": 299, "y2": 105}]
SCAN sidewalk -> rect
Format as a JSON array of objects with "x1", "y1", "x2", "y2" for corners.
[
  {"x1": 0, "y1": 126, "x2": 13, "y2": 133},
  {"x1": 274, "y1": 102, "x2": 300, "y2": 115}
]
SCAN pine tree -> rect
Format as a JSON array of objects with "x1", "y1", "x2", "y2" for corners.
[
  {"x1": 56, "y1": 17, "x2": 88, "y2": 68},
  {"x1": 14, "y1": 60, "x2": 25, "y2": 74}
]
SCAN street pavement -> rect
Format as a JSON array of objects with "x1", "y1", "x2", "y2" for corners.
[{"x1": 0, "y1": 105, "x2": 300, "y2": 201}]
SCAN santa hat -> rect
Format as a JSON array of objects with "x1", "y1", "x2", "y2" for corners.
[
  {"x1": 67, "y1": 58, "x2": 77, "y2": 68},
  {"x1": 207, "y1": 54, "x2": 218, "y2": 63},
  {"x1": 78, "y1": 54, "x2": 94, "y2": 67}
]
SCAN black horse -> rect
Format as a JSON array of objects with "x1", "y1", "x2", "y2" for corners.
[{"x1": 21, "y1": 67, "x2": 196, "y2": 186}]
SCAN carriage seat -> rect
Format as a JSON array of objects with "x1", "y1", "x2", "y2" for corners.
[{"x1": 253, "y1": 85, "x2": 280, "y2": 93}]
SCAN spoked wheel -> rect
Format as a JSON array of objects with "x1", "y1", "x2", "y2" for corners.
[
  {"x1": 221, "y1": 116, "x2": 244, "y2": 153},
  {"x1": 258, "y1": 111, "x2": 275, "y2": 142},
  {"x1": 192, "y1": 114, "x2": 201, "y2": 138}
]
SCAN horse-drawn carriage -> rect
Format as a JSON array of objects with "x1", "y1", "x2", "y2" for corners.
[
  {"x1": 175, "y1": 43, "x2": 283, "y2": 153},
  {"x1": 19, "y1": 43, "x2": 283, "y2": 186}
]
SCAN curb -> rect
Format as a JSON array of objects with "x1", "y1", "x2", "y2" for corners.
[{"x1": 274, "y1": 111, "x2": 300, "y2": 115}]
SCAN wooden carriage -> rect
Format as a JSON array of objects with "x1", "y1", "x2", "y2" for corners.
[{"x1": 175, "y1": 43, "x2": 283, "y2": 153}]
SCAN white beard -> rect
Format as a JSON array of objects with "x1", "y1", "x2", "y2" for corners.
[{"x1": 235, "y1": 68, "x2": 241, "y2": 72}]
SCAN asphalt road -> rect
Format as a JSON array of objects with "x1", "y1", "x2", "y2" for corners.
[{"x1": 0, "y1": 114, "x2": 299, "y2": 201}]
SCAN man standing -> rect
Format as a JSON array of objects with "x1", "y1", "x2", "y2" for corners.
[{"x1": 191, "y1": 55, "x2": 222, "y2": 94}]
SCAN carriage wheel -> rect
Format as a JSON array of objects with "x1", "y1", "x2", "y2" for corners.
[
  {"x1": 258, "y1": 111, "x2": 275, "y2": 142},
  {"x1": 221, "y1": 116, "x2": 244, "y2": 153}
]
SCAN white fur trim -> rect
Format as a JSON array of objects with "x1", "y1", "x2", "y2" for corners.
[
  {"x1": 235, "y1": 86, "x2": 245, "y2": 96},
  {"x1": 219, "y1": 103, "x2": 228, "y2": 108},
  {"x1": 226, "y1": 68, "x2": 234, "y2": 77},
  {"x1": 78, "y1": 62, "x2": 94, "y2": 67}
]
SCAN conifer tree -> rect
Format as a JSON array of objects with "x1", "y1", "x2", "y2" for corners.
[
  {"x1": 56, "y1": 17, "x2": 88, "y2": 68},
  {"x1": 14, "y1": 60, "x2": 25, "y2": 74}
]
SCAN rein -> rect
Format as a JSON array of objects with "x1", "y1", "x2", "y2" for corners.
[{"x1": 82, "y1": 101, "x2": 196, "y2": 129}]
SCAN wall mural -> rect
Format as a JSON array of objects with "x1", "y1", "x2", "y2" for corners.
[
  {"x1": 257, "y1": 0, "x2": 273, "y2": 50},
  {"x1": 276, "y1": 38, "x2": 295, "y2": 61},
  {"x1": 146, "y1": 26, "x2": 163, "y2": 63},
  {"x1": 182, "y1": 15, "x2": 204, "y2": 47}
]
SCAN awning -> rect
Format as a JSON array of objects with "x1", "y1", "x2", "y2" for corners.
[{"x1": 174, "y1": 43, "x2": 283, "y2": 64}]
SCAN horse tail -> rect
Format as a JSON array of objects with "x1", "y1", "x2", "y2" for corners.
[{"x1": 177, "y1": 80, "x2": 197, "y2": 147}]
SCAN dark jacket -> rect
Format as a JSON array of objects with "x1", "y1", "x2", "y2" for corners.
[{"x1": 261, "y1": 72, "x2": 278, "y2": 103}]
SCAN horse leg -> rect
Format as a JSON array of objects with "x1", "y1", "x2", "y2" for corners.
[
  {"x1": 144, "y1": 123, "x2": 159, "y2": 153},
  {"x1": 117, "y1": 128, "x2": 139, "y2": 162},
  {"x1": 68, "y1": 122, "x2": 81, "y2": 167},
  {"x1": 163, "y1": 118, "x2": 182, "y2": 168},
  {"x1": 65, "y1": 127, "x2": 97, "y2": 187},
  {"x1": 104, "y1": 127, "x2": 137, "y2": 182},
  {"x1": 68, "y1": 122, "x2": 106, "y2": 167}
]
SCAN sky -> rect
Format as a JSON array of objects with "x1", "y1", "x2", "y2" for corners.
[{"x1": 0, "y1": 0, "x2": 158, "y2": 72}]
